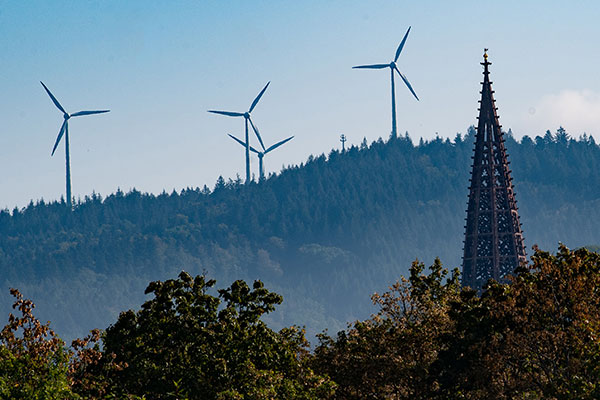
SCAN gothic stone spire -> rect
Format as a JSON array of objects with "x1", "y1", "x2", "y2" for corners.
[{"x1": 462, "y1": 49, "x2": 526, "y2": 290}]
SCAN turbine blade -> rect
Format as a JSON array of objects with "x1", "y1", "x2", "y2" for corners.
[
  {"x1": 249, "y1": 81, "x2": 270, "y2": 113},
  {"x1": 248, "y1": 117, "x2": 266, "y2": 151},
  {"x1": 51, "y1": 120, "x2": 67, "y2": 156},
  {"x1": 40, "y1": 81, "x2": 67, "y2": 114},
  {"x1": 71, "y1": 110, "x2": 110, "y2": 117},
  {"x1": 394, "y1": 26, "x2": 411, "y2": 62},
  {"x1": 265, "y1": 136, "x2": 294, "y2": 153},
  {"x1": 352, "y1": 64, "x2": 389, "y2": 69},
  {"x1": 394, "y1": 65, "x2": 419, "y2": 101},
  {"x1": 228, "y1": 134, "x2": 259, "y2": 153},
  {"x1": 208, "y1": 110, "x2": 245, "y2": 117}
]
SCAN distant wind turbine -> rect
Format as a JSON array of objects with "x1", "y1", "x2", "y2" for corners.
[
  {"x1": 209, "y1": 82, "x2": 270, "y2": 183},
  {"x1": 353, "y1": 26, "x2": 419, "y2": 137},
  {"x1": 228, "y1": 133, "x2": 293, "y2": 180},
  {"x1": 41, "y1": 81, "x2": 110, "y2": 207}
]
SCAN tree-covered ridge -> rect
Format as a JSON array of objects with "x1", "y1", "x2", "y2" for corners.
[{"x1": 1, "y1": 127, "x2": 600, "y2": 340}]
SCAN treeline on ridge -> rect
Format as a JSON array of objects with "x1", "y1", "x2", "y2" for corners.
[{"x1": 1, "y1": 127, "x2": 600, "y2": 340}]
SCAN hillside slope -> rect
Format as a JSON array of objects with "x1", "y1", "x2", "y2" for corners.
[{"x1": 2, "y1": 127, "x2": 599, "y2": 340}]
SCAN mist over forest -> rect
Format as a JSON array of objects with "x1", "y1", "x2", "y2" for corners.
[{"x1": 1, "y1": 126, "x2": 599, "y2": 341}]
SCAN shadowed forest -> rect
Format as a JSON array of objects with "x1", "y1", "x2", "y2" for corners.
[{"x1": 1, "y1": 127, "x2": 600, "y2": 342}]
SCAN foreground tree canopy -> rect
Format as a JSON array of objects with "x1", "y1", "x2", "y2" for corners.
[
  {"x1": 313, "y1": 245, "x2": 600, "y2": 399},
  {"x1": 99, "y1": 272, "x2": 334, "y2": 399},
  {"x1": 1, "y1": 245, "x2": 600, "y2": 399}
]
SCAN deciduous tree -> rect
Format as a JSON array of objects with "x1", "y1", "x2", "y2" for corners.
[{"x1": 100, "y1": 272, "x2": 335, "y2": 399}]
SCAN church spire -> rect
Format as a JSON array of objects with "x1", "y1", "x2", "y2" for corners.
[{"x1": 462, "y1": 50, "x2": 526, "y2": 290}]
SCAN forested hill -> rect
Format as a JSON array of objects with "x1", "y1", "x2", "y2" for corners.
[{"x1": 2, "y1": 127, "x2": 600, "y2": 340}]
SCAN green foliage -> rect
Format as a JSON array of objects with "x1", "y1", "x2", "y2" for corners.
[
  {"x1": 3, "y1": 246, "x2": 600, "y2": 398},
  {"x1": 100, "y1": 272, "x2": 335, "y2": 399},
  {"x1": 433, "y1": 245, "x2": 600, "y2": 398},
  {"x1": 0, "y1": 280, "x2": 333, "y2": 399},
  {"x1": 312, "y1": 259, "x2": 461, "y2": 399},
  {"x1": 0, "y1": 289, "x2": 126, "y2": 399},
  {"x1": 0, "y1": 289, "x2": 74, "y2": 399},
  {"x1": 313, "y1": 246, "x2": 600, "y2": 399}
]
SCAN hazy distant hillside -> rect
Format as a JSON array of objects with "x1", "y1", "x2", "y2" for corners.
[{"x1": 1, "y1": 126, "x2": 599, "y2": 340}]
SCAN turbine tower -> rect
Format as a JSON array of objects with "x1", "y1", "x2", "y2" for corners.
[
  {"x1": 353, "y1": 26, "x2": 419, "y2": 137},
  {"x1": 462, "y1": 50, "x2": 526, "y2": 290},
  {"x1": 209, "y1": 82, "x2": 270, "y2": 183},
  {"x1": 41, "y1": 82, "x2": 110, "y2": 207},
  {"x1": 228, "y1": 134, "x2": 293, "y2": 180}
]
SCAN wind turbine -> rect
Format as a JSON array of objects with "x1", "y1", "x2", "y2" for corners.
[
  {"x1": 353, "y1": 26, "x2": 419, "y2": 137},
  {"x1": 228, "y1": 133, "x2": 293, "y2": 180},
  {"x1": 208, "y1": 82, "x2": 270, "y2": 183},
  {"x1": 40, "y1": 81, "x2": 110, "y2": 207}
]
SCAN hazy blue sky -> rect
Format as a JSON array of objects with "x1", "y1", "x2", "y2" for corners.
[{"x1": 1, "y1": 1, "x2": 600, "y2": 208}]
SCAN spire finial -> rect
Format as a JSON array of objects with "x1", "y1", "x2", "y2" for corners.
[{"x1": 482, "y1": 48, "x2": 491, "y2": 77}]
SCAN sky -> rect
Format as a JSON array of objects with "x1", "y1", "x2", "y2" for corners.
[{"x1": 1, "y1": 0, "x2": 600, "y2": 209}]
